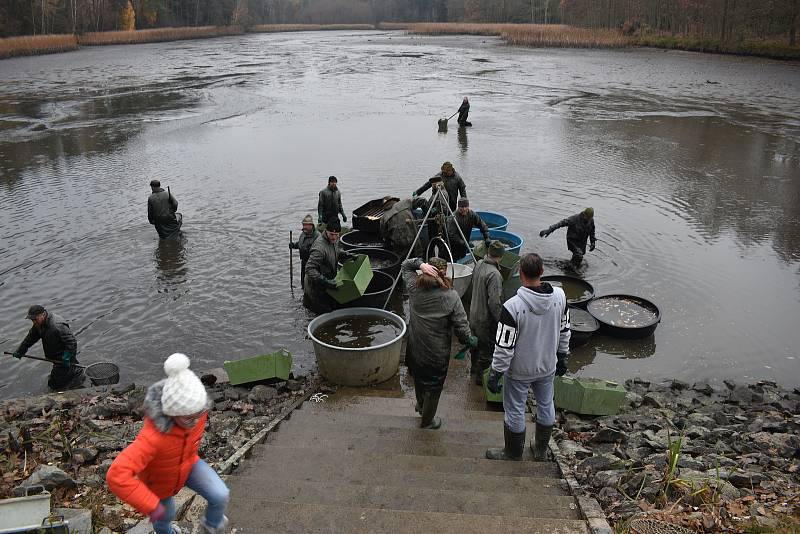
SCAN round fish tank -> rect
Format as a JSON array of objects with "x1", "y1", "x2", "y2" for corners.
[
  {"x1": 339, "y1": 230, "x2": 384, "y2": 251},
  {"x1": 308, "y1": 307, "x2": 406, "y2": 386},
  {"x1": 587, "y1": 295, "x2": 661, "y2": 339},
  {"x1": 541, "y1": 275, "x2": 595, "y2": 308},
  {"x1": 340, "y1": 271, "x2": 396, "y2": 309},
  {"x1": 475, "y1": 211, "x2": 509, "y2": 231},
  {"x1": 469, "y1": 229, "x2": 523, "y2": 255},
  {"x1": 342, "y1": 247, "x2": 400, "y2": 278}
]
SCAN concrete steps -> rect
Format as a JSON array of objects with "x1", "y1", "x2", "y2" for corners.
[
  {"x1": 225, "y1": 501, "x2": 591, "y2": 533},
  {"x1": 224, "y1": 368, "x2": 591, "y2": 533}
]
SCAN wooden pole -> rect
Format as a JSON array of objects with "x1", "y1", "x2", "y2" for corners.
[{"x1": 289, "y1": 230, "x2": 294, "y2": 288}]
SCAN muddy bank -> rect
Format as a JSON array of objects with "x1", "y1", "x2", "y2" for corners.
[
  {"x1": 0, "y1": 371, "x2": 320, "y2": 532},
  {"x1": 552, "y1": 379, "x2": 800, "y2": 532}
]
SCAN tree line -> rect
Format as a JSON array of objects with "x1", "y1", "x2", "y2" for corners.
[{"x1": 1, "y1": 0, "x2": 797, "y2": 46}]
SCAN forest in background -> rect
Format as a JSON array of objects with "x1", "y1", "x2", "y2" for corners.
[{"x1": 1, "y1": 0, "x2": 797, "y2": 47}]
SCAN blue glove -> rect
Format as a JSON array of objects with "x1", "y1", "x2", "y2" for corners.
[
  {"x1": 487, "y1": 369, "x2": 503, "y2": 394},
  {"x1": 12, "y1": 351, "x2": 23, "y2": 359},
  {"x1": 467, "y1": 335, "x2": 478, "y2": 348},
  {"x1": 556, "y1": 352, "x2": 569, "y2": 376},
  {"x1": 62, "y1": 351, "x2": 74, "y2": 368}
]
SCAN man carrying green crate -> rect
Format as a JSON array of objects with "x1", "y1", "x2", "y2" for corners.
[
  {"x1": 303, "y1": 217, "x2": 356, "y2": 314},
  {"x1": 468, "y1": 240, "x2": 505, "y2": 385},
  {"x1": 485, "y1": 254, "x2": 570, "y2": 462}
]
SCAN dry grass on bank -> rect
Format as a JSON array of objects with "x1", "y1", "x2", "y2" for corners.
[
  {"x1": 78, "y1": 26, "x2": 242, "y2": 46},
  {"x1": 0, "y1": 34, "x2": 78, "y2": 59},
  {"x1": 376, "y1": 22, "x2": 413, "y2": 30},
  {"x1": 249, "y1": 24, "x2": 375, "y2": 33},
  {"x1": 408, "y1": 22, "x2": 630, "y2": 48}
]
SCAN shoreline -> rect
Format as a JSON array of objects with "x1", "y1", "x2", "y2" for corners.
[{"x1": 2, "y1": 23, "x2": 798, "y2": 61}]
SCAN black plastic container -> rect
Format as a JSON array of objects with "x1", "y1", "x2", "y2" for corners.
[
  {"x1": 541, "y1": 275, "x2": 595, "y2": 309},
  {"x1": 352, "y1": 197, "x2": 399, "y2": 234},
  {"x1": 569, "y1": 307, "x2": 600, "y2": 347},
  {"x1": 587, "y1": 294, "x2": 661, "y2": 339},
  {"x1": 340, "y1": 271, "x2": 396, "y2": 309},
  {"x1": 340, "y1": 230, "x2": 384, "y2": 251},
  {"x1": 342, "y1": 247, "x2": 401, "y2": 278}
]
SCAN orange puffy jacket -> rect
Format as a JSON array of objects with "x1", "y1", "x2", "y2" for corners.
[{"x1": 106, "y1": 412, "x2": 207, "y2": 515}]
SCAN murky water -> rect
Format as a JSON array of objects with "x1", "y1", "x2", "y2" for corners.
[
  {"x1": 313, "y1": 316, "x2": 402, "y2": 348},
  {"x1": 1, "y1": 31, "x2": 799, "y2": 398}
]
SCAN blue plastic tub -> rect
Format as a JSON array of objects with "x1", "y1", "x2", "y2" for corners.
[
  {"x1": 475, "y1": 211, "x2": 509, "y2": 231},
  {"x1": 469, "y1": 229, "x2": 524, "y2": 255}
]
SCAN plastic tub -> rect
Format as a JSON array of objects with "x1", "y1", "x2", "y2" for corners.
[
  {"x1": 587, "y1": 295, "x2": 661, "y2": 339},
  {"x1": 339, "y1": 230, "x2": 384, "y2": 251},
  {"x1": 341, "y1": 247, "x2": 400, "y2": 278},
  {"x1": 475, "y1": 211, "x2": 509, "y2": 231},
  {"x1": 340, "y1": 271, "x2": 396, "y2": 309},
  {"x1": 308, "y1": 307, "x2": 406, "y2": 386},
  {"x1": 469, "y1": 229, "x2": 523, "y2": 255},
  {"x1": 541, "y1": 275, "x2": 595, "y2": 308}
]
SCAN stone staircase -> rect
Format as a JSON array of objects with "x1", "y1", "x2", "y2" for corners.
[{"x1": 225, "y1": 363, "x2": 592, "y2": 533}]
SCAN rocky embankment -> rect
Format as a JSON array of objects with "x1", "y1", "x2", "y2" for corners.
[
  {"x1": 553, "y1": 379, "x2": 800, "y2": 532},
  {"x1": 0, "y1": 372, "x2": 320, "y2": 532}
]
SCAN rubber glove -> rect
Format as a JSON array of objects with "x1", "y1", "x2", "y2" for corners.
[
  {"x1": 342, "y1": 214, "x2": 347, "y2": 222},
  {"x1": 12, "y1": 351, "x2": 23, "y2": 359},
  {"x1": 149, "y1": 503, "x2": 166, "y2": 522},
  {"x1": 289, "y1": 241, "x2": 297, "y2": 250},
  {"x1": 412, "y1": 191, "x2": 418, "y2": 198},
  {"x1": 62, "y1": 351, "x2": 74, "y2": 368},
  {"x1": 467, "y1": 335, "x2": 478, "y2": 348},
  {"x1": 486, "y1": 369, "x2": 503, "y2": 394},
  {"x1": 589, "y1": 242, "x2": 596, "y2": 252},
  {"x1": 556, "y1": 352, "x2": 569, "y2": 376},
  {"x1": 453, "y1": 346, "x2": 469, "y2": 360},
  {"x1": 484, "y1": 239, "x2": 491, "y2": 248},
  {"x1": 539, "y1": 229, "x2": 550, "y2": 238},
  {"x1": 324, "y1": 278, "x2": 339, "y2": 289}
]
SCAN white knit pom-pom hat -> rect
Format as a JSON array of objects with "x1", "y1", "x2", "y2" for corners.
[{"x1": 161, "y1": 353, "x2": 208, "y2": 416}]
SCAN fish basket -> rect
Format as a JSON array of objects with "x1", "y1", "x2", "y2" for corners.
[
  {"x1": 223, "y1": 349, "x2": 292, "y2": 386},
  {"x1": 554, "y1": 376, "x2": 627, "y2": 416},
  {"x1": 85, "y1": 362, "x2": 120, "y2": 386},
  {"x1": 327, "y1": 254, "x2": 374, "y2": 304},
  {"x1": 629, "y1": 518, "x2": 696, "y2": 534}
]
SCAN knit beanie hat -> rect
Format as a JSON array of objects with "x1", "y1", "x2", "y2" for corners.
[
  {"x1": 161, "y1": 353, "x2": 208, "y2": 416},
  {"x1": 428, "y1": 257, "x2": 448, "y2": 273}
]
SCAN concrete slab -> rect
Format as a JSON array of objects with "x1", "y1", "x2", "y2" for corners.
[
  {"x1": 288, "y1": 409, "x2": 505, "y2": 435},
  {"x1": 225, "y1": 501, "x2": 590, "y2": 533}
]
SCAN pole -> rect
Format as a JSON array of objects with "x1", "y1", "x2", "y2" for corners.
[{"x1": 289, "y1": 230, "x2": 294, "y2": 289}]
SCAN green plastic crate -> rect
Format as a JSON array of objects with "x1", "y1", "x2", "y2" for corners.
[
  {"x1": 554, "y1": 376, "x2": 627, "y2": 415},
  {"x1": 223, "y1": 349, "x2": 292, "y2": 385},
  {"x1": 472, "y1": 243, "x2": 521, "y2": 281},
  {"x1": 327, "y1": 254, "x2": 374, "y2": 304},
  {"x1": 482, "y1": 368, "x2": 504, "y2": 404}
]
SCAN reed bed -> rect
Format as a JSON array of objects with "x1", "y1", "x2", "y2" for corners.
[
  {"x1": 0, "y1": 34, "x2": 78, "y2": 59},
  {"x1": 407, "y1": 23, "x2": 510, "y2": 36},
  {"x1": 249, "y1": 24, "x2": 375, "y2": 33},
  {"x1": 78, "y1": 26, "x2": 242, "y2": 46},
  {"x1": 408, "y1": 23, "x2": 630, "y2": 48},
  {"x1": 376, "y1": 22, "x2": 413, "y2": 30}
]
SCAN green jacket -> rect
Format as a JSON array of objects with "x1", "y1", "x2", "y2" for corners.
[
  {"x1": 16, "y1": 312, "x2": 77, "y2": 361},
  {"x1": 303, "y1": 233, "x2": 354, "y2": 296},
  {"x1": 448, "y1": 209, "x2": 489, "y2": 245},
  {"x1": 318, "y1": 186, "x2": 344, "y2": 223},
  {"x1": 468, "y1": 256, "x2": 503, "y2": 342},
  {"x1": 414, "y1": 171, "x2": 467, "y2": 213},
  {"x1": 401, "y1": 258, "x2": 471, "y2": 385},
  {"x1": 291, "y1": 227, "x2": 319, "y2": 262}
]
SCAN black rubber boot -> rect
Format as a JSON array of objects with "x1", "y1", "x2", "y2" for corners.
[
  {"x1": 531, "y1": 422, "x2": 554, "y2": 461},
  {"x1": 420, "y1": 389, "x2": 442, "y2": 429},
  {"x1": 485, "y1": 423, "x2": 525, "y2": 461},
  {"x1": 414, "y1": 385, "x2": 424, "y2": 415},
  {"x1": 474, "y1": 365, "x2": 484, "y2": 385}
]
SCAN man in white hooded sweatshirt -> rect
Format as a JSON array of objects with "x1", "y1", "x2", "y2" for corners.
[{"x1": 485, "y1": 253, "x2": 571, "y2": 461}]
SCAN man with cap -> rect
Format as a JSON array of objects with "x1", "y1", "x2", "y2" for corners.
[
  {"x1": 290, "y1": 214, "x2": 319, "y2": 284},
  {"x1": 10, "y1": 305, "x2": 84, "y2": 390},
  {"x1": 469, "y1": 240, "x2": 505, "y2": 385},
  {"x1": 148, "y1": 180, "x2": 182, "y2": 239},
  {"x1": 318, "y1": 176, "x2": 347, "y2": 228},
  {"x1": 413, "y1": 162, "x2": 467, "y2": 214},
  {"x1": 457, "y1": 97, "x2": 471, "y2": 127},
  {"x1": 540, "y1": 207, "x2": 597, "y2": 267},
  {"x1": 303, "y1": 217, "x2": 357, "y2": 314},
  {"x1": 447, "y1": 198, "x2": 490, "y2": 261},
  {"x1": 107, "y1": 353, "x2": 229, "y2": 534},
  {"x1": 401, "y1": 256, "x2": 476, "y2": 429}
]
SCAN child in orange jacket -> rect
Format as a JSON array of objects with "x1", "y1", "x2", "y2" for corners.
[{"x1": 106, "y1": 353, "x2": 229, "y2": 534}]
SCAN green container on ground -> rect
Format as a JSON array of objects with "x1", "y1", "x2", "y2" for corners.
[
  {"x1": 223, "y1": 349, "x2": 292, "y2": 385},
  {"x1": 554, "y1": 376, "x2": 627, "y2": 415},
  {"x1": 327, "y1": 254, "x2": 374, "y2": 304},
  {"x1": 472, "y1": 243, "x2": 521, "y2": 281},
  {"x1": 482, "y1": 368, "x2": 504, "y2": 404}
]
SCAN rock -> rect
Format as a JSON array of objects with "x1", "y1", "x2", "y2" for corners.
[
  {"x1": 677, "y1": 456, "x2": 707, "y2": 471},
  {"x1": 670, "y1": 379, "x2": 690, "y2": 390},
  {"x1": 201, "y1": 373, "x2": 218, "y2": 386},
  {"x1": 597, "y1": 486, "x2": 622, "y2": 502},
  {"x1": 97, "y1": 459, "x2": 114, "y2": 479},
  {"x1": 110, "y1": 383, "x2": 135, "y2": 395},
  {"x1": 679, "y1": 469, "x2": 739, "y2": 500},
  {"x1": 687, "y1": 412, "x2": 715, "y2": 427},
  {"x1": 223, "y1": 388, "x2": 241, "y2": 401},
  {"x1": 99, "y1": 505, "x2": 126, "y2": 531},
  {"x1": 73, "y1": 446, "x2": 99, "y2": 464},
  {"x1": 559, "y1": 440, "x2": 593, "y2": 459},
  {"x1": 248, "y1": 385, "x2": 278, "y2": 403},
  {"x1": 52, "y1": 508, "x2": 92, "y2": 534},
  {"x1": 642, "y1": 393, "x2": 666, "y2": 408},
  {"x1": 725, "y1": 470, "x2": 770, "y2": 488},
  {"x1": 286, "y1": 379, "x2": 302, "y2": 391},
  {"x1": 97, "y1": 528, "x2": 112, "y2": 534},
  {"x1": 593, "y1": 469, "x2": 625, "y2": 488},
  {"x1": 14, "y1": 465, "x2": 76, "y2": 494},
  {"x1": 591, "y1": 427, "x2": 627, "y2": 444},
  {"x1": 692, "y1": 382, "x2": 714, "y2": 395},
  {"x1": 577, "y1": 453, "x2": 626, "y2": 474},
  {"x1": 684, "y1": 425, "x2": 708, "y2": 439},
  {"x1": 32, "y1": 123, "x2": 48, "y2": 131}
]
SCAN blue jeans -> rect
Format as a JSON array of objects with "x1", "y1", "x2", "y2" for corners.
[
  {"x1": 152, "y1": 459, "x2": 229, "y2": 534},
  {"x1": 502, "y1": 373, "x2": 556, "y2": 433}
]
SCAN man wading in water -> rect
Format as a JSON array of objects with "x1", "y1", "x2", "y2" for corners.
[
  {"x1": 148, "y1": 179, "x2": 182, "y2": 239},
  {"x1": 318, "y1": 176, "x2": 347, "y2": 229},
  {"x1": 540, "y1": 207, "x2": 597, "y2": 268},
  {"x1": 401, "y1": 256, "x2": 476, "y2": 429}
]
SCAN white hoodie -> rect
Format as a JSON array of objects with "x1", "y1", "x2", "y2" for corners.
[{"x1": 491, "y1": 283, "x2": 571, "y2": 381}]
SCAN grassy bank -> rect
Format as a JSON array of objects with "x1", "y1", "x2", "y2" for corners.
[
  {"x1": 250, "y1": 24, "x2": 375, "y2": 33},
  {"x1": 633, "y1": 34, "x2": 800, "y2": 60},
  {"x1": 78, "y1": 26, "x2": 243, "y2": 46},
  {"x1": 0, "y1": 34, "x2": 78, "y2": 59},
  {"x1": 407, "y1": 22, "x2": 628, "y2": 47}
]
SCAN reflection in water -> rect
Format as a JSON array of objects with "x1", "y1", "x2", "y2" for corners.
[
  {"x1": 568, "y1": 334, "x2": 656, "y2": 373},
  {"x1": 457, "y1": 126, "x2": 468, "y2": 154},
  {"x1": 154, "y1": 234, "x2": 188, "y2": 290}
]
